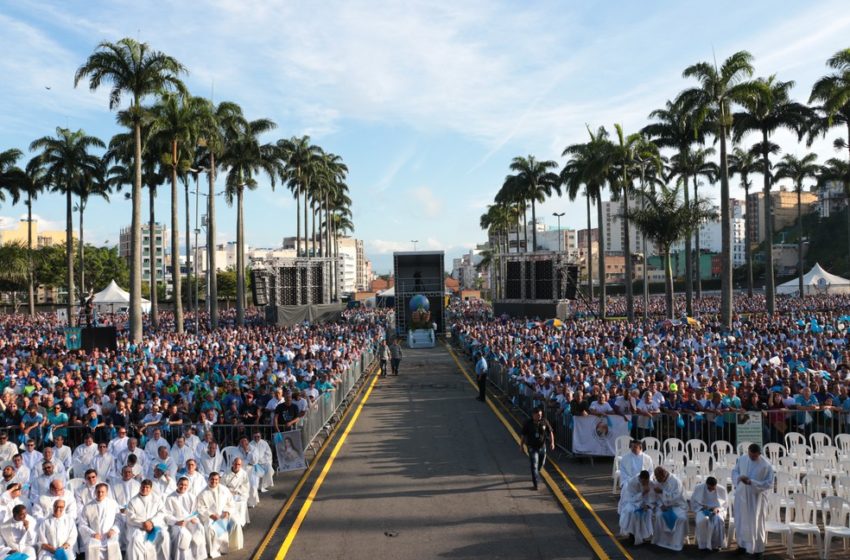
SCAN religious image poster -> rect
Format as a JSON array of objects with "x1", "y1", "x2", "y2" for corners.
[{"x1": 274, "y1": 429, "x2": 307, "y2": 472}]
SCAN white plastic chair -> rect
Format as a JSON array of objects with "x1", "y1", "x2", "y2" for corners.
[
  {"x1": 763, "y1": 442, "x2": 786, "y2": 464},
  {"x1": 835, "y1": 475, "x2": 850, "y2": 501},
  {"x1": 663, "y1": 450, "x2": 687, "y2": 471},
  {"x1": 737, "y1": 441, "x2": 753, "y2": 455},
  {"x1": 727, "y1": 490, "x2": 736, "y2": 546},
  {"x1": 663, "y1": 437, "x2": 685, "y2": 457},
  {"x1": 645, "y1": 449, "x2": 663, "y2": 469},
  {"x1": 682, "y1": 465, "x2": 700, "y2": 500},
  {"x1": 691, "y1": 451, "x2": 713, "y2": 471},
  {"x1": 711, "y1": 440, "x2": 734, "y2": 468},
  {"x1": 813, "y1": 457, "x2": 840, "y2": 483},
  {"x1": 834, "y1": 434, "x2": 850, "y2": 462},
  {"x1": 222, "y1": 445, "x2": 240, "y2": 467},
  {"x1": 823, "y1": 496, "x2": 850, "y2": 560},
  {"x1": 788, "y1": 493, "x2": 823, "y2": 558},
  {"x1": 712, "y1": 466, "x2": 733, "y2": 491},
  {"x1": 614, "y1": 435, "x2": 631, "y2": 457},
  {"x1": 763, "y1": 492, "x2": 793, "y2": 556},
  {"x1": 811, "y1": 432, "x2": 831, "y2": 456},
  {"x1": 67, "y1": 477, "x2": 86, "y2": 493},
  {"x1": 686, "y1": 439, "x2": 707, "y2": 460},
  {"x1": 785, "y1": 432, "x2": 806, "y2": 450},
  {"x1": 641, "y1": 436, "x2": 661, "y2": 453},
  {"x1": 804, "y1": 473, "x2": 834, "y2": 501}
]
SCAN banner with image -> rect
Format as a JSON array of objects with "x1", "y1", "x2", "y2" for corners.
[
  {"x1": 274, "y1": 429, "x2": 307, "y2": 472},
  {"x1": 572, "y1": 415, "x2": 629, "y2": 456}
]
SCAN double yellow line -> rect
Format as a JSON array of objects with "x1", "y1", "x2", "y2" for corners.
[
  {"x1": 445, "y1": 343, "x2": 632, "y2": 560},
  {"x1": 251, "y1": 368, "x2": 380, "y2": 560}
]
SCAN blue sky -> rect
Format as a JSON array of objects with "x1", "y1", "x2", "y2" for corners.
[{"x1": 1, "y1": 1, "x2": 849, "y2": 273}]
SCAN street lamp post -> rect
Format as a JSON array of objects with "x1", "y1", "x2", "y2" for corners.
[
  {"x1": 552, "y1": 212, "x2": 565, "y2": 253},
  {"x1": 411, "y1": 240, "x2": 419, "y2": 251}
]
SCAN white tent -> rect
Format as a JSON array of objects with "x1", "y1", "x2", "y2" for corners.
[
  {"x1": 92, "y1": 280, "x2": 152, "y2": 312},
  {"x1": 776, "y1": 263, "x2": 850, "y2": 295}
]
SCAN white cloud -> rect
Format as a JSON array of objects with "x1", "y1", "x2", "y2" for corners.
[
  {"x1": 367, "y1": 239, "x2": 413, "y2": 254},
  {"x1": 409, "y1": 186, "x2": 442, "y2": 218}
]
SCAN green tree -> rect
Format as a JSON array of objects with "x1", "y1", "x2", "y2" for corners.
[
  {"x1": 680, "y1": 51, "x2": 760, "y2": 327},
  {"x1": 775, "y1": 153, "x2": 819, "y2": 295},
  {"x1": 733, "y1": 75, "x2": 811, "y2": 315},
  {"x1": 219, "y1": 116, "x2": 280, "y2": 325},
  {"x1": 75, "y1": 37, "x2": 187, "y2": 341},
  {"x1": 628, "y1": 184, "x2": 717, "y2": 318},
  {"x1": 29, "y1": 128, "x2": 104, "y2": 324},
  {"x1": 504, "y1": 155, "x2": 560, "y2": 253},
  {"x1": 75, "y1": 156, "x2": 111, "y2": 294},
  {"x1": 817, "y1": 158, "x2": 850, "y2": 274},
  {"x1": 277, "y1": 136, "x2": 323, "y2": 257},
  {"x1": 83, "y1": 245, "x2": 130, "y2": 291}
]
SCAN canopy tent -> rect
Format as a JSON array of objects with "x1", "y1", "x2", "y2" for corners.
[
  {"x1": 92, "y1": 280, "x2": 152, "y2": 312},
  {"x1": 776, "y1": 263, "x2": 850, "y2": 295}
]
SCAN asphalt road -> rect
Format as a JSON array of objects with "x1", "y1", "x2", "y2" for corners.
[{"x1": 277, "y1": 346, "x2": 592, "y2": 560}]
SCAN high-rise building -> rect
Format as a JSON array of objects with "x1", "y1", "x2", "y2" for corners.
[
  {"x1": 119, "y1": 223, "x2": 167, "y2": 284},
  {"x1": 746, "y1": 188, "x2": 818, "y2": 244},
  {"x1": 0, "y1": 218, "x2": 72, "y2": 247}
]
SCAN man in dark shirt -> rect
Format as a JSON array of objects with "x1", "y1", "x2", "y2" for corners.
[
  {"x1": 273, "y1": 392, "x2": 301, "y2": 433},
  {"x1": 520, "y1": 406, "x2": 554, "y2": 490}
]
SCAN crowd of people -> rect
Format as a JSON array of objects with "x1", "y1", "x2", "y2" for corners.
[
  {"x1": 0, "y1": 306, "x2": 387, "y2": 559},
  {"x1": 450, "y1": 295, "x2": 850, "y2": 448}
]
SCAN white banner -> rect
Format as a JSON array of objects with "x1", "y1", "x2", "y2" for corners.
[
  {"x1": 572, "y1": 415, "x2": 629, "y2": 456},
  {"x1": 274, "y1": 429, "x2": 307, "y2": 472}
]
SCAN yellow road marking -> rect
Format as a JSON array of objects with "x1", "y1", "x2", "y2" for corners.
[
  {"x1": 445, "y1": 343, "x2": 632, "y2": 560},
  {"x1": 251, "y1": 366, "x2": 378, "y2": 560},
  {"x1": 273, "y1": 370, "x2": 381, "y2": 559}
]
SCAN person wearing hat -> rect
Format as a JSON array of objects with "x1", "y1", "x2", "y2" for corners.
[{"x1": 520, "y1": 406, "x2": 554, "y2": 491}]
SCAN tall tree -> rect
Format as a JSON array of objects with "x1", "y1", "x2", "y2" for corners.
[
  {"x1": 680, "y1": 51, "x2": 759, "y2": 328},
  {"x1": 817, "y1": 159, "x2": 850, "y2": 274},
  {"x1": 75, "y1": 156, "x2": 111, "y2": 293},
  {"x1": 0, "y1": 150, "x2": 37, "y2": 313},
  {"x1": 504, "y1": 155, "x2": 560, "y2": 253},
  {"x1": 733, "y1": 75, "x2": 811, "y2": 315},
  {"x1": 219, "y1": 116, "x2": 280, "y2": 325},
  {"x1": 628, "y1": 184, "x2": 717, "y2": 319},
  {"x1": 30, "y1": 128, "x2": 104, "y2": 326},
  {"x1": 810, "y1": 48, "x2": 850, "y2": 168},
  {"x1": 728, "y1": 147, "x2": 762, "y2": 296},
  {"x1": 278, "y1": 136, "x2": 322, "y2": 257},
  {"x1": 775, "y1": 153, "x2": 819, "y2": 296},
  {"x1": 75, "y1": 38, "x2": 186, "y2": 341}
]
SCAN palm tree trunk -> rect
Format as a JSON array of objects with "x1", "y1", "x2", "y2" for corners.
[
  {"x1": 171, "y1": 152, "x2": 183, "y2": 334},
  {"x1": 664, "y1": 247, "x2": 674, "y2": 319},
  {"x1": 683, "y1": 171, "x2": 693, "y2": 317},
  {"x1": 597, "y1": 192, "x2": 606, "y2": 318},
  {"x1": 623, "y1": 186, "x2": 634, "y2": 321},
  {"x1": 66, "y1": 188, "x2": 75, "y2": 327},
  {"x1": 312, "y1": 204, "x2": 317, "y2": 257},
  {"x1": 208, "y1": 156, "x2": 218, "y2": 328},
  {"x1": 295, "y1": 182, "x2": 301, "y2": 257},
  {"x1": 744, "y1": 184, "x2": 753, "y2": 297},
  {"x1": 236, "y1": 185, "x2": 245, "y2": 326},
  {"x1": 334, "y1": 233, "x2": 340, "y2": 300},
  {"x1": 763, "y1": 132, "x2": 775, "y2": 316},
  {"x1": 694, "y1": 177, "x2": 703, "y2": 301},
  {"x1": 304, "y1": 183, "x2": 310, "y2": 257},
  {"x1": 130, "y1": 119, "x2": 143, "y2": 341},
  {"x1": 185, "y1": 181, "x2": 192, "y2": 314},
  {"x1": 719, "y1": 129, "x2": 733, "y2": 328},
  {"x1": 531, "y1": 199, "x2": 537, "y2": 253},
  {"x1": 149, "y1": 187, "x2": 158, "y2": 329},
  {"x1": 27, "y1": 195, "x2": 34, "y2": 316},
  {"x1": 797, "y1": 188, "x2": 804, "y2": 296},
  {"x1": 522, "y1": 206, "x2": 528, "y2": 253},
  {"x1": 79, "y1": 201, "x2": 85, "y2": 295},
  {"x1": 586, "y1": 194, "x2": 593, "y2": 300}
]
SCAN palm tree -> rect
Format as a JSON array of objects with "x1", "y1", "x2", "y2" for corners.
[
  {"x1": 9, "y1": 158, "x2": 45, "y2": 316},
  {"x1": 643, "y1": 96, "x2": 707, "y2": 317},
  {"x1": 504, "y1": 155, "x2": 560, "y2": 252},
  {"x1": 818, "y1": 159, "x2": 850, "y2": 274},
  {"x1": 0, "y1": 242, "x2": 30, "y2": 310},
  {"x1": 733, "y1": 75, "x2": 811, "y2": 315},
  {"x1": 494, "y1": 180, "x2": 529, "y2": 252},
  {"x1": 30, "y1": 128, "x2": 104, "y2": 326},
  {"x1": 0, "y1": 150, "x2": 22, "y2": 206},
  {"x1": 149, "y1": 92, "x2": 207, "y2": 333},
  {"x1": 628, "y1": 184, "x2": 717, "y2": 318},
  {"x1": 75, "y1": 38, "x2": 186, "y2": 341},
  {"x1": 219, "y1": 116, "x2": 280, "y2": 325},
  {"x1": 775, "y1": 153, "x2": 819, "y2": 296},
  {"x1": 680, "y1": 51, "x2": 759, "y2": 328},
  {"x1": 480, "y1": 204, "x2": 514, "y2": 299},
  {"x1": 810, "y1": 48, "x2": 850, "y2": 166},
  {"x1": 74, "y1": 156, "x2": 111, "y2": 293},
  {"x1": 728, "y1": 147, "x2": 762, "y2": 296},
  {"x1": 278, "y1": 136, "x2": 323, "y2": 257}
]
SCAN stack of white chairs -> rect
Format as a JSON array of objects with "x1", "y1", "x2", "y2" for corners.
[
  {"x1": 611, "y1": 435, "x2": 632, "y2": 491},
  {"x1": 822, "y1": 496, "x2": 850, "y2": 559}
]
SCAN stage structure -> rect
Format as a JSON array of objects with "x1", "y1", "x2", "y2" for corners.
[
  {"x1": 493, "y1": 251, "x2": 579, "y2": 319},
  {"x1": 251, "y1": 257, "x2": 343, "y2": 326},
  {"x1": 393, "y1": 251, "x2": 445, "y2": 347}
]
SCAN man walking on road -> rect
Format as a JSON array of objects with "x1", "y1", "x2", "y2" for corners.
[
  {"x1": 520, "y1": 406, "x2": 554, "y2": 490},
  {"x1": 390, "y1": 339, "x2": 403, "y2": 376},
  {"x1": 474, "y1": 353, "x2": 488, "y2": 402}
]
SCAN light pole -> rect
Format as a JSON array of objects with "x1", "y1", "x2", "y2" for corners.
[
  {"x1": 411, "y1": 240, "x2": 419, "y2": 251},
  {"x1": 552, "y1": 212, "x2": 565, "y2": 253},
  {"x1": 189, "y1": 174, "x2": 223, "y2": 331}
]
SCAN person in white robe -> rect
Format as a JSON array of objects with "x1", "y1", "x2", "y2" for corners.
[
  {"x1": 170, "y1": 438, "x2": 194, "y2": 473},
  {"x1": 108, "y1": 467, "x2": 140, "y2": 550},
  {"x1": 52, "y1": 437, "x2": 72, "y2": 473},
  {"x1": 618, "y1": 440, "x2": 654, "y2": 490},
  {"x1": 106, "y1": 430, "x2": 129, "y2": 459},
  {"x1": 72, "y1": 435, "x2": 98, "y2": 477},
  {"x1": 618, "y1": 470, "x2": 655, "y2": 545},
  {"x1": 0, "y1": 483, "x2": 24, "y2": 523},
  {"x1": 650, "y1": 467, "x2": 687, "y2": 552},
  {"x1": 691, "y1": 476, "x2": 728, "y2": 551},
  {"x1": 197, "y1": 472, "x2": 242, "y2": 557},
  {"x1": 75, "y1": 470, "x2": 100, "y2": 513},
  {"x1": 77, "y1": 483, "x2": 121, "y2": 560},
  {"x1": 221, "y1": 459, "x2": 249, "y2": 527},
  {"x1": 35, "y1": 480, "x2": 77, "y2": 522},
  {"x1": 143, "y1": 431, "x2": 168, "y2": 461},
  {"x1": 0, "y1": 504, "x2": 38, "y2": 559},
  {"x1": 40, "y1": 448, "x2": 67, "y2": 481},
  {"x1": 147, "y1": 447, "x2": 176, "y2": 480},
  {"x1": 0, "y1": 433, "x2": 19, "y2": 463},
  {"x1": 30, "y1": 462, "x2": 61, "y2": 505},
  {"x1": 10, "y1": 455, "x2": 31, "y2": 487},
  {"x1": 125, "y1": 479, "x2": 170, "y2": 560},
  {"x1": 116, "y1": 440, "x2": 147, "y2": 475},
  {"x1": 197, "y1": 442, "x2": 225, "y2": 478},
  {"x1": 164, "y1": 478, "x2": 207, "y2": 560},
  {"x1": 21, "y1": 442, "x2": 43, "y2": 472},
  {"x1": 184, "y1": 428, "x2": 202, "y2": 456},
  {"x1": 150, "y1": 464, "x2": 176, "y2": 498},
  {"x1": 36, "y1": 499, "x2": 77, "y2": 560},
  {"x1": 90, "y1": 444, "x2": 114, "y2": 482},
  {"x1": 182, "y1": 460, "x2": 207, "y2": 499},
  {"x1": 732, "y1": 443, "x2": 775, "y2": 555},
  {"x1": 249, "y1": 433, "x2": 274, "y2": 493}
]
